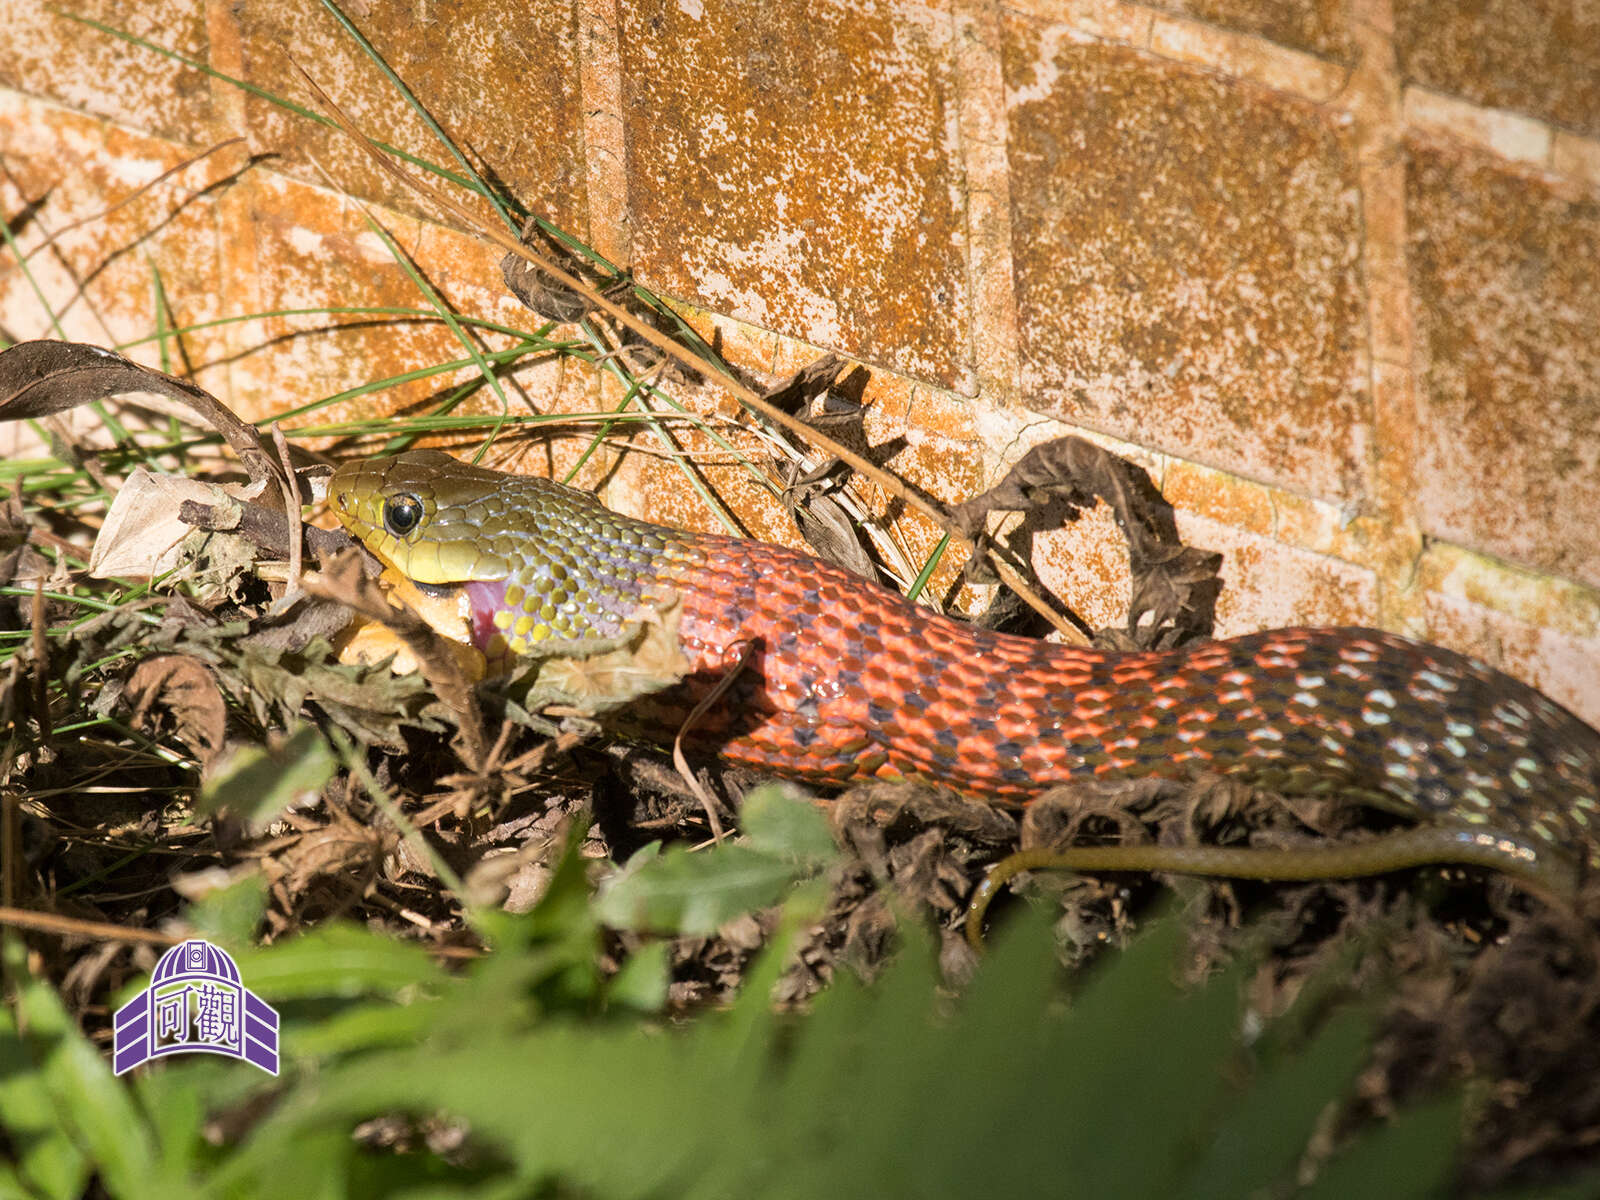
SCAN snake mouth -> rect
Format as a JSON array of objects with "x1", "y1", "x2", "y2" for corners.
[{"x1": 411, "y1": 579, "x2": 457, "y2": 600}]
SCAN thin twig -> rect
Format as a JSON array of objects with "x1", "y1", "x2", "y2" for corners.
[
  {"x1": 270, "y1": 422, "x2": 304, "y2": 599},
  {"x1": 0, "y1": 905, "x2": 183, "y2": 946}
]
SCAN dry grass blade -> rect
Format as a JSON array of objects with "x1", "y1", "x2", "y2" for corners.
[
  {"x1": 671, "y1": 640, "x2": 756, "y2": 843},
  {"x1": 30, "y1": 580, "x2": 50, "y2": 747},
  {"x1": 0, "y1": 905, "x2": 183, "y2": 947},
  {"x1": 290, "y1": 66, "x2": 1076, "y2": 636},
  {"x1": 10, "y1": 136, "x2": 246, "y2": 267}
]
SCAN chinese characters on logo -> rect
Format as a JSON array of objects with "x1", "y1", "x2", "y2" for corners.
[{"x1": 113, "y1": 939, "x2": 278, "y2": 1075}]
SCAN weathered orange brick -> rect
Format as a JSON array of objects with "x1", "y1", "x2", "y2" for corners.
[
  {"x1": 615, "y1": 0, "x2": 973, "y2": 391},
  {"x1": 214, "y1": 170, "x2": 585, "y2": 446},
  {"x1": 1148, "y1": 15, "x2": 1350, "y2": 100},
  {"x1": 1175, "y1": 511, "x2": 1379, "y2": 632},
  {"x1": 1424, "y1": 591, "x2": 1600, "y2": 728},
  {"x1": 609, "y1": 422, "x2": 794, "y2": 543},
  {"x1": 1402, "y1": 87, "x2": 1553, "y2": 166},
  {"x1": 1553, "y1": 130, "x2": 1600, "y2": 190},
  {"x1": 1146, "y1": 0, "x2": 1355, "y2": 62},
  {"x1": 1395, "y1": 0, "x2": 1600, "y2": 138},
  {"x1": 1003, "y1": 26, "x2": 1368, "y2": 502},
  {"x1": 0, "y1": 93, "x2": 228, "y2": 368},
  {"x1": 1405, "y1": 139, "x2": 1600, "y2": 589},
  {"x1": 1163, "y1": 461, "x2": 1274, "y2": 534},
  {"x1": 680, "y1": 304, "x2": 783, "y2": 383},
  {"x1": 0, "y1": 1, "x2": 217, "y2": 145},
  {"x1": 1032, "y1": 501, "x2": 1136, "y2": 632},
  {"x1": 222, "y1": 0, "x2": 589, "y2": 235}
]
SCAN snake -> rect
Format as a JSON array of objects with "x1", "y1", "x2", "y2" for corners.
[{"x1": 329, "y1": 450, "x2": 1600, "y2": 899}]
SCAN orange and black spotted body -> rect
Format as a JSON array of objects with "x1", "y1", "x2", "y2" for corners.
[{"x1": 330, "y1": 451, "x2": 1600, "y2": 881}]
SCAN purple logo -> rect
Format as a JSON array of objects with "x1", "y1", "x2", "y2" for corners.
[{"x1": 113, "y1": 939, "x2": 278, "y2": 1076}]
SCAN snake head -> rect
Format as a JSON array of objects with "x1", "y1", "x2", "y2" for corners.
[
  {"x1": 328, "y1": 450, "x2": 684, "y2": 654},
  {"x1": 329, "y1": 450, "x2": 515, "y2": 585}
]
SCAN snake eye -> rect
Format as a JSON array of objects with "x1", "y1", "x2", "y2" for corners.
[{"x1": 382, "y1": 493, "x2": 425, "y2": 538}]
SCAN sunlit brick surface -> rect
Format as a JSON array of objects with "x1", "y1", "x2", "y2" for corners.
[
  {"x1": 1002, "y1": 27, "x2": 1368, "y2": 501},
  {"x1": 616, "y1": 0, "x2": 973, "y2": 391},
  {"x1": 1395, "y1": 0, "x2": 1600, "y2": 138},
  {"x1": 1406, "y1": 140, "x2": 1600, "y2": 590}
]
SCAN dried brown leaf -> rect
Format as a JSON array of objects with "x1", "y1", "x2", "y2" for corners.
[
  {"x1": 0, "y1": 341, "x2": 279, "y2": 489},
  {"x1": 951, "y1": 436, "x2": 1223, "y2": 649},
  {"x1": 90, "y1": 470, "x2": 238, "y2": 579},
  {"x1": 500, "y1": 218, "x2": 614, "y2": 324},
  {"x1": 122, "y1": 654, "x2": 228, "y2": 770},
  {"x1": 303, "y1": 548, "x2": 486, "y2": 765},
  {"x1": 0, "y1": 488, "x2": 50, "y2": 589},
  {"x1": 781, "y1": 475, "x2": 879, "y2": 580},
  {"x1": 761, "y1": 353, "x2": 850, "y2": 417},
  {"x1": 524, "y1": 595, "x2": 692, "y2": 715}
]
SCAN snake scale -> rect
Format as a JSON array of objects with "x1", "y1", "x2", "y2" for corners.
[{"x1": 329, "y1": 450, "x2": 1600, "y2": 896}]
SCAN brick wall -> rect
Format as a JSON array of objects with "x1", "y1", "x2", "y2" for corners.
[{"x1": 1, "y1": 0, "x2": 1597, "y2": 723}]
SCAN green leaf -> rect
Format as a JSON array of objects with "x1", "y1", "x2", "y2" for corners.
[
  {"x1": 275, "y1": 997, "x2": 445, "y2": 1059},
  {"x1": 226, "y1": 924, "x2": 446, "y2": 1001},
  {"x1": 182, "y1": 871, "x2": 269, "y2": 948},
  {"x1": 1300, "y1": 1094, "x2": 1461, "y2": 1200},
  {"x1": 594, "y1": 842, "x2": 814, "y2": 935},
  {"x1": 0, "y1": 1004, "x2": 91, "y2": 1200},
  {"x1": 739, "y1": 785, "x2": 839, "y2": 865},
  {"x1": 1172, "y1": 1009, "x2": 1370, "y2": 1200},
  {"x1": 3, "y1": 940, "x2": 166, "y2": 1200},
  {"x1": 606, "y1": 941, "x2": 670, "y2": 1013},
  {"x1": 197, "y1": 725, "x2": 336, "y2": 824},
  {"x1": 1483, "y1": 1166, "x2": 1600, "y2": 1200}
]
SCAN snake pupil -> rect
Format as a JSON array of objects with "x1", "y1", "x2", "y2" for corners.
[{"x1": 382, "y1": 494, "x2": 424, "y2": 537}]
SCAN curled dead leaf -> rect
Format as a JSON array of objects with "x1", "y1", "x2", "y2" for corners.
[
  {"x1": 122, "y1": 653, "x2": 228, "y2": 770},
  {"x1": 0, "y1": 340, "x2": 279, "y2": 489},
  {"x1": 515, "y1": 595, "x2": 691, "y2": 717},
  {"x1": 304, "y1": 548, "x2": 488, "y2": 767},
  {"x1": 951, "y1": 436, "x2": 1223, "y2": 649}
]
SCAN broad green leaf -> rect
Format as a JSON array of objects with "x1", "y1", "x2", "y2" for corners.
[
  {"x1": 197, "y1": 725, "x2": 336, "y2": 824},
  {"x1": 0, "y1": 1004, "x2": 90, "y2": 1200},
  {"x1": 1172, "y1": 1009, "x2": 1370, "y2": 1200},
  {"x1": 182, "y1": 871, "x2": 269, "y2": 949},
  {"x1": 1301, "y1": 1094, "x2": 1461, "y2": 1200},
  {"x1": 739, "y1": 785, "x2": 839, "y2": 865},
  {"x1": 5, "y1": 941, "x2": 165, "y2": 1200},
  {"x1": 606, "y1": 941, "x2": 670, "y2": 1013},
  {"x1": 227, "y1": 924, "x2": 446, "y2": 1000},
  {"x1": 594, "y1": 842, "x2": 813, "y2": 935}
]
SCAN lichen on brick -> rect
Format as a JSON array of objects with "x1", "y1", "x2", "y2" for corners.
[{"x1": 1003, "y1": 24, "x2": 1368, "y2": 502}]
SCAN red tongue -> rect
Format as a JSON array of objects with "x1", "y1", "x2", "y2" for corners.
[{"x1": 463, "y1": 580, "x2": 511, "y2": 652}]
